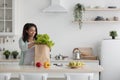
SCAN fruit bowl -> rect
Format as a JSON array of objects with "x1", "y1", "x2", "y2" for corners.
[{"x1": 68, "y1": 65, "x2": 83, "y2": 69}]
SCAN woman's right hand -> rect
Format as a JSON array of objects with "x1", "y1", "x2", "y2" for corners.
[{"x1": 28, "y1": 41, "x2": 35, "y2": 48}]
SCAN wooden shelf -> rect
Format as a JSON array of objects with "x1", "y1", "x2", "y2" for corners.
[
  {"x1": 72, "y1": 21, "x2": 120, "y2": 23},
  {"x1": 83, "y1": 21, "x2": 120, "y2": 23},
  {"x1": 85, "y1": 8, "x2": 120, "y2": 11}
]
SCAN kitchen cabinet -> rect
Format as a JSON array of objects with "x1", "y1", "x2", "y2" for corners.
[
  {"x1": 50, "y1": 59, "x2": 100, "y2": 80},
  {"x1": 0, "y1": 60, "x2": 103, "y2": 80},
  {"x1": 0, "y1": 0, "x2": 14, "y2": 36},
  {"x1": 0, "y1": 59, "x2": 101, "y2": 80},
  {"x1": 100, "y1": 40, "x2": 120, "y2": 80},
  {"x1": 0, "y1": 59, "x2": 19, "y2": 78}
]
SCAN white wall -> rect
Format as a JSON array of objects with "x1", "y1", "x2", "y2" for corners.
[{"x1": 12, "y1": 0, "x2": 120, "y2": 58}]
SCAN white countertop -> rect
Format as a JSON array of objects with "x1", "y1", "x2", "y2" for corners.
[
  {"x1": 51, "y1": 59, "x2": 99, "y2": 63},
  {"x1": 0, "y1": 59, "x2": 99, "y2": 63},
  {"x1": 0, "y1": 59, "x2": 19, "y2": 62},
  {"x1": 0, "y1": 64, "x2": 103, "y2": 73}
]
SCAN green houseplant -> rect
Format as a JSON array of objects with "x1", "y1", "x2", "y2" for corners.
[
  {"x1": 35, "y1": 34, "x2": 54, "y2": 49},
  {"x1": 3, "y1": 50, "x2": 11, "y2": 59},
  {"x1": 73, "y1": 3, "x2": 85, "y2": 29},
  {"x1": 109, "y1": 30, "x2": 118, "y2": 39},
  {"x1": 11, "y1": 51, "x2": 19, "y2": 59}
]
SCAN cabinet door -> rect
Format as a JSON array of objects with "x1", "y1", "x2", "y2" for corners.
[
  {"x1": 0, "y1": 0, "x2": 13, "y2": 35},
  {"x1": 0, "y1": 0, "x2": 4, "y2": 32}
]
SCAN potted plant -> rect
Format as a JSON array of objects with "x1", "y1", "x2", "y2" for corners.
[
  {"x1": 109, "y1": 30, "x2": 118, "y2": 39},
  {"x1": 11, "y1": 51, "x2": 19, "y2": 59},
  {"x1": 34, "y1": 34, "x2": 54, "y2": 65},
  {"x1": 3, "y1": 50, "x2": 11, "y2": 59},
  {"x1": 73, "y1": 3, "x2": 85, "y2": 29}
]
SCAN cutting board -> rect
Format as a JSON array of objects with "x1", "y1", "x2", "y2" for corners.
[
  {"x1": 78, "y1": 47, "x2": 93, "y2": 56},
  {"x1": 77, "y1": 47, "x2": 97, "y2": 60}
]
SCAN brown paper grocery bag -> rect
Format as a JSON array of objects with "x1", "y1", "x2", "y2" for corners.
[{"x1": 35, "y1": 44, "x2": 50, "y2": 65}]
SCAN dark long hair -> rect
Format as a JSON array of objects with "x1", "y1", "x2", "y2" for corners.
[{"x1": 22, "y1": 23, "x2": 38, "y2": 42}]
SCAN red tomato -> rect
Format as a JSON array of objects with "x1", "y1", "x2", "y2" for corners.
[{"x1": 36, "y1": 62, "x2": 42, "y2": 68}]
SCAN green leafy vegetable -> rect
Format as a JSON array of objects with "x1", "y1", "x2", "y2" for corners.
[{"x1": 35, "y1": 34, "x2": 54, "y2": 49}]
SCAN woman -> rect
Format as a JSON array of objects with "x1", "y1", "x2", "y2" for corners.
[{"x1": 19, "y1": 23, "x2": 38, "y2": 65}]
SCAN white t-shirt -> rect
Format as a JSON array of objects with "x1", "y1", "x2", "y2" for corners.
[{"x1": 23, "y1": 46, "x2": 35, "y2": 65}]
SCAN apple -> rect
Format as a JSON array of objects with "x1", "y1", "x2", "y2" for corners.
[
  {"x1": 36, "y1": 62, "x2": 42, "y2": 68},
  {"x1": 76, "y1": 62, "x2": 82, "y2": 67},
  {"x1": 69, "y1": 61, "x2": 76, "y2": 67},
  {"x1": 76, "y1": 61, "x2": 85, "y2": 67},
  {"x1": 44, "y1": 61, "x2": 51, "y2": 68}
]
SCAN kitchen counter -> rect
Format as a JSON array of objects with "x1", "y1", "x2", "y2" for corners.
[
  {"x1": 0, "y1": 59, "x2": 19, "y2": 62},
  {"x1": 0, "y1": 58, "x2": 99, "y2": 62},
  {"x1": 51, "y1": 59, "x2": 99, "y2": 63},
  {"x1": 0, "y1": 64, "x2": 103, "y2": 73},
  {"x1": 0, "y1": 62, "x2": 103, "y2": 80}
]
